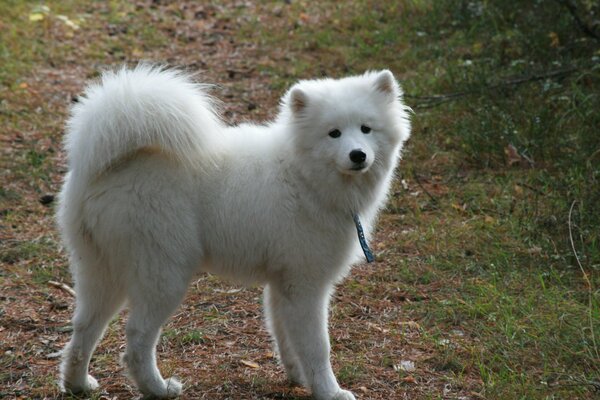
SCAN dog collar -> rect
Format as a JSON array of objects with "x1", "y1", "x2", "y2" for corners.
[{"x1": 353, "y1": 214, "x2": 374, "y2": 263}]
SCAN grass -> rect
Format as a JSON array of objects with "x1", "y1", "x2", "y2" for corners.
[{"x1": 1, "y1": 0, "x2": 599, "y2": 399}]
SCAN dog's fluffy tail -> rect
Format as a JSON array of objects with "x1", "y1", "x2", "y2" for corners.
[{"x1": 64, "y1": 64, "x2": 222, "y2": 180}]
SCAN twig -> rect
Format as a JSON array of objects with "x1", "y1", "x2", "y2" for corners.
[
  {"x1": 406, "y1": 67, "x2": 580, "y2": 109},
  {"x1": 48, "y1": 280, "x2": 76, "y2": 297},
  {"x1": 587, "y1": 148, "x2": 600, "y2": 165},
  {"x1": 568, "y1": 200, "x2": 599, "y2": 360},
  {"x1": 518, "y1": 182, "x2": 545, "y2": 196},
  {"x1": 412, "y1": 171, "x2": 439, "y2": 207}
]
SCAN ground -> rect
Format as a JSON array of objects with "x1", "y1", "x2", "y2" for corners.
[{"x1": 1, "y1": 1, "x2": 599, "y2": 399}]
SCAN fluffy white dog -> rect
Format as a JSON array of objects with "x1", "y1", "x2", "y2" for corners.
[{"x1": 57, "y1": 65, "x2": 411, "y2": 399}]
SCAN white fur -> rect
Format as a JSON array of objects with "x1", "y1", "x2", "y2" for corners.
[{"x1": 57, "y1": 65, "x2": 411, "y2": 399}]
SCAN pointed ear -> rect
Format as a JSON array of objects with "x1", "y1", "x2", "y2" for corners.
[
  {"x1": 374, "y1": 70, "x2": 397, "y2": 95},
  {"x1": 289, "y1": 88, "x2": 308, "y2": 114}
]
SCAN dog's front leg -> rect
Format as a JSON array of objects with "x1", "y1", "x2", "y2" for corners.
[{"x1": 269, "y1": 282, "x2": 356, "y2": 400}]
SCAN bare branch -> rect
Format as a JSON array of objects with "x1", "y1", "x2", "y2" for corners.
[
  {"x1": 48, "y1": 280, "x2": 76, "y2": 297},
  {"x1": 558, "y1": 0, "x2": 600, "y2": 41},
  {"x1": 406, "y1": 67, "x2": 579, "y2": 109}
]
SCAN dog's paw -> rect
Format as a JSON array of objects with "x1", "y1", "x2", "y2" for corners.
[
  {"x1": 331, "y1": 389, "x2": 356, "y2": 400},
  {"x1": 61, "y1": 374, "x2": 99, "y2": 394},
  {"x1": 140, "y1": 377, "x2": 182, "y2": 399},
  {"x1": 164, "y1": 377, "x2": 182, "y2": 397}
]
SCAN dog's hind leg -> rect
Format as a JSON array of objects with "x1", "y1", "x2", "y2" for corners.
[
  {"x1": 60, "y1": 257, "x2": 126, "y2": 394},
  {"x1": 122, "y1": 253, "x2": 194, "y2": 399},
  {"x1": 264, "y1": 285, "x2": 306, "y2": 385}
]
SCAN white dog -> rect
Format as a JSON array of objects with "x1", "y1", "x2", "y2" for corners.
[{"x1": 57, "y1": 65, "x2": 411, "y2": 399}]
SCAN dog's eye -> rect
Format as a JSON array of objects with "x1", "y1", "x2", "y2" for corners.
[
  {"x1": 361, "y1": 125, "x2": 372, "y2": 134},
  {"x1": 328, "y1": 129, "x2": 342, "y2": 138}
]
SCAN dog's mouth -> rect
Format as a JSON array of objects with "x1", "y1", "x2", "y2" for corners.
[
  {"x1": 350, "y1": 163, "x2": 367, "y2": 171},
  {"x1": 341, "y1": 163, "x2": 369, "y2": 175}
]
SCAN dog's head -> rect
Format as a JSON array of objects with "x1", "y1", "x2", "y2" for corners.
[{"x1": 281, "y1": 70, "x2": 411, "y2": 179}]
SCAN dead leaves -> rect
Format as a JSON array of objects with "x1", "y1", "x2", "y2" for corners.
[
  {"x1": 28, "y1": 5, "x2": 81, "y2": 32},
  {"x1": 505, "y1": 143, "x2": 534, "y2": 168},
  {"x1": 28, "y1": 5, "x2": 49, "y2": 22},
  {"x1": 240, "y1": 359, "x2": 260, "y2": 369}
]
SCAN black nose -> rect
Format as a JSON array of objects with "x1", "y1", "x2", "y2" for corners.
[{"x1": 349, "y1": 149, "x2": 367, "y2": 163}]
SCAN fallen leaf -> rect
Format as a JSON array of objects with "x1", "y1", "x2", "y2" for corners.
[
  {"x1": 56, "y1": 15, "x2": 80, "y2": 30},
  {"x1": 29, "y1": 13, "x2": 45, "y2": 22},
  {"x1": 505, "y1": 144, "x2": 522, "y2": 167},
  {"x1": 299, "y1": 13, "x2": 310, "y2": 23},
  {"x1": 240, "y1": 359, "x2": 260, "y2": 369},
  {"x1": 29, "y1": 5, "x2": 50, "y2": 22}
]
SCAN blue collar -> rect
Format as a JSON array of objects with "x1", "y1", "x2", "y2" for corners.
[{"x1": 353, "y1": 214, "x2": 375, "y2": 263}]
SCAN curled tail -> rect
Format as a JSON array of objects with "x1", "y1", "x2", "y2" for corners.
[{"x1": 64, "y1": 65, "x2": 222, "y2": 180}]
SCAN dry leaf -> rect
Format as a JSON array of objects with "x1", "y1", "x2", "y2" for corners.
[
  {"x1": 505, "y1": 144, "x2": 522, "y2": 167},
  {"x1": 29, "y1": 13, "x2": 45, "y2": 22},
  {"x1": 56, "y1": 15, "x2": 80, "y2": 30},
  {"x1": 299, "y1": 13, "x2": 310, "y2": 23},
  {"x1": 240, "y1": 359, "x2": 260, "y2": 369},
  {"x1": 29, "y1": 5, "x2": 49, "y2": 22}
]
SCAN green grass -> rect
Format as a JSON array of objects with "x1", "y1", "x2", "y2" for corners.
[{"x1": 162, "y1": 328, "x2": 206, "y2": 348}]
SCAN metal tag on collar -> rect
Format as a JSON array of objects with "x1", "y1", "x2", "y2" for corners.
[{"x1": 353, "y1": 213, "x2": 375, "y2": 263}]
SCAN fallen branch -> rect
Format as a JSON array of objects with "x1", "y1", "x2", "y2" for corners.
[
  {"x1": 412, "y1": 171, "x2": 439, "y2": 207},
  {"x1": 558, "y1": 0, "x2": 600, "y2": 41},
  {"x1": 48, "y1": 280, "x2": 76, "y2": 297},
  {"x1": 406, "y1": 66, "x2": 580, "y2": 109},
  {"x1": 518, "y1": 182, "x2": 546, "y2": 196}
]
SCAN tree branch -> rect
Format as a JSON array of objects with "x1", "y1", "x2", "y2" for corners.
[
  {"x1": 405, "y1": 66, "x2": 579, "y2": 109},
  {"x1": 558, "y1": 0, "x2": 600, "y2": 41}
]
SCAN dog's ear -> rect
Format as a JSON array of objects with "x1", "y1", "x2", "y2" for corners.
[
  {"x1": 374, "y1": 70, "x2": 398, "y2": 96},
  {"x1": 289, "y1": 88, "x2": 308, "y2": 114}
]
